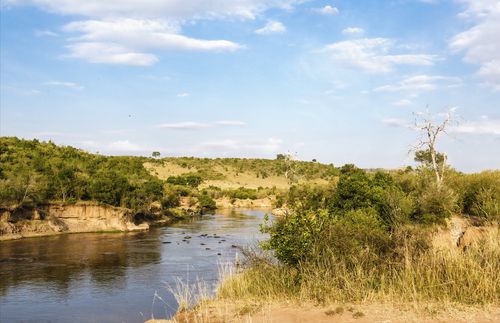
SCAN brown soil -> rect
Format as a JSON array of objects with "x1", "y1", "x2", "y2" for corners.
[{"x1": 165, "y1": 301, "x2": 500, "y2": 323}]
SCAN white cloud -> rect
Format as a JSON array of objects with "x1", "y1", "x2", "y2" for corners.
[
  {"x1": 3, "y1": 85, "x2": 42, "y2": 96},
  {"x1": 108, "y1": 140, "x2": 144, "y2": 151},
  {"x1": 450, "y1": 0, "x2": 500, "y2": 91},
  {"x1": 34, "y1": 29, "x2": 58, "y2": 37},
  {"x1": 201, "y1": 137, "x2": 282, "y2": 153},
  {"x1": 342, "y1": 27, "x2": 364, "y2": 35},
  {"x1": 313, "y1": 5, "x2": 339, "y2": 16},
  {"x1": 215, "y1": 120, "x2": 246, "y2": 126},
  {"x1": 80, "y1": 140, "x2": 147, "y2": 152},
  {"x1": 374, "y1": 75, "x2": 461, "y2": 93},
  {"x1": 44, "y1": 81, "x2": 84, "y2": 90},
  {"x1": 319, "y1": 38, "x2": 439, "y2": 73},
  {"x1": 255, "y1": 20, "x2": 286, "y2": 35},
  {"x1": 65, "y1": 42, "x2": 158, "y2": 66},
  {"x1": 382, "y1": 118, "x2": 414, "y2": 129},
  {"x1": 392, "y1": 99, "x2": 412, "y2": 106},
  {"x1": 7, "y1": 1, "x2": 282, "y2": 66},
  {"x1": 62, "y1": 18, "x2": 241, "y2": 65},
  {"x1": 157, "y1": 120, "x2": 246, "y2": 129},
  {"x1": 157, "y1": 122, "x2": 210, "y2": 130},
  {"x1": 177, "y1": 92, "x2": 189, "y2": 97},
  {"x1": 5, "y1": 0, "x2": 302, "y2": 20},
  {"x1": 383, "y1": 114, "x2": 500, "y2": 136},
  {"x1": 452, "y1": 116, "x2": 500, "y2": 135}
]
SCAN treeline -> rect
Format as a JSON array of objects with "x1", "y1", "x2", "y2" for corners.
[
  {"x1": 0, "y1": 137, "x2": 162, "y2": 210},
  {"x1": 0, "y1": 137, "x2": 215, "y2": 212},
  {"x1": 0, "y1": 137, "x2": 343, "y2": 213}
]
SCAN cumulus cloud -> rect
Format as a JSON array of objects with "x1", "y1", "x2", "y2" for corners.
[
  {"x1": 62, "y1": 18, "x2": 241, "y2": 65},
  {"x1": 157, "y1": 122, "x2": 210, "y2": 130},
  {"x1": 5, "y1": 0, "x2": 302, "y2": 20},
  {"x1": 65, "y1": 42, "x2": 158, "y2": 66},
  {"x1": 108, "y1": 140, "x2": 144, "y2": 151},
  {"x1": 8, "y1": 1, "x2": 303, "y2": 65},
  {"x1": 452, "y1": 116, "x2": 500, "y2": 135},
  {"x1": 177, "y1": 92, "x2": 189, "y2": 97},
  {"x1": 201, "y1": 137, "x2": 282, "y2": 153},
  {"x1": 319, "y1": 38, "x2": 439, "y2": 73},
  {"x1": 313, "y1": 5, "x2": 339, "y2": 16},
  {"x1": 374, "y1": 75, "x2": 461, "y2": 93},
  {"x1": 215, "y1": 120, "x2": 246, "y2": 126},
  {"x1": 80, "y1": 139, "x2": 148, "y2": 152},
  {"x1": 342, "y1": 27, "x2": 364, "y2": 35},
  {"x1": 44, "y1": 81, "x2": 84, "y2": 90},
  {"x1": 383, "y1": 114, "x2": 500, "y2": 136},
  {"x1": 450, "y1": 0, "x2": 500, "y2": 91},
  {"x1": 34, "y1": 29, "x2": 58, "y2": 37},
  {"x1": 255, "y1": 20, "x2": 286, "y2": 35}
]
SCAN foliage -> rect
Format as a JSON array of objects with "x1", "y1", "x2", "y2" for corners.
[
  {"x1": 0, "y1": 137, "x2": 169, "y2": 211},
  {"x1": 166, "y1": 174, "x2": 203, "y2": 187},
  {"x1": 197, "y1": 193, "x2": 216, "y2": 211}
]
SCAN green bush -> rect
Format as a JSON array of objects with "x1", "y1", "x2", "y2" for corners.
[
  {"x1": 197, "y1": 193, "x2": 216, "y2": 211},
  {"x1": 166, "y1": 174, "x2": 203, "y2": 187},
  {"x1": 161, "y1": 190, "x2": 180, "y2": 209},
  {"x1": 415, "y1": 184, "x2": 457, "y2": 224}
]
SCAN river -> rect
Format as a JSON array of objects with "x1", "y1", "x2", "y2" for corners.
[{"x1": 0, "y1": 208, "x2": 270, "y2": 323}]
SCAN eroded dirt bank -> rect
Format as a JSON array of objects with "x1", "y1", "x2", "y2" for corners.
[{"x1": 0, "y1": 202, "x2": 151, "y2": 240}]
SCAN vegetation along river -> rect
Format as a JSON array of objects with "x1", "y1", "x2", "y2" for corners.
[{"x1": 0, "y1": 209, "x2": 270, "y2": 323}]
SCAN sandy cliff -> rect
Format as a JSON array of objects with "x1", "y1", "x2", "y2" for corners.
[{"x1": 0, "y1": 202, "x2": 149, "y2": 240}]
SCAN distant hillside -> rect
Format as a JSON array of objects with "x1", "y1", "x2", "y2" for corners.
[
  {"x1": 0, "y1": 137, "x2": 339, "y2": 211},
  {"x1": 145, "y1": 157, "x2": 337, "y2": 189}
]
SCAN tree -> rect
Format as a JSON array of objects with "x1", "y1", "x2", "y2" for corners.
[
  {"x1": 278, "y1": 152, "x2": 298, "y2": 184},
  {"x1": 412, "y1": 110, "x2": 454, "y2": 186},
  {"x1": 152, "y1": 151, "x2": 161, "y2": 158}
]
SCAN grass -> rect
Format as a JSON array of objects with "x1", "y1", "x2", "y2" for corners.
[
  {"x1": 215, "y1": 226, "x2": 500, "y2": 306},
  {"x1": 144, "y1": 160, "x2": 331, "y2": 190}
]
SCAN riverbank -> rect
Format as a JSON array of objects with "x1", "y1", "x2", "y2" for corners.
[
  {"x1": 0, "y1": 202, "x2": 188, "y2": 241},
  {"x1": 157, "y1": 218, "x2": 500, "y2": 322},
  {"x1": 163, "y1": 300, "x2": 500, "y2": 323}
]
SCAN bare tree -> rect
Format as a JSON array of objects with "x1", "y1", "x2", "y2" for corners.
[
  {"x1": 412, "y1": 109, "x2": 455, "y2": 186},
  {"x1": 280, "y1": 151, "x2": 298, "y2": 184}
]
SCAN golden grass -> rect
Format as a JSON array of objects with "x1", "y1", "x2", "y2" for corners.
[
  {"x1": 144, "y1": 161, "x2": 329, "y2": 190},
  {"x1": 216, "y1": 226, "x2": 500, "y2": 306}
]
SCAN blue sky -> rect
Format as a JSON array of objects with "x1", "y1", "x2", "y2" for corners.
[{"x1": 1, "y1": 0, "x2": 499, "y2": 172}]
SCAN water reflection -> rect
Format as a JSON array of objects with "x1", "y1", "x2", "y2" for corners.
[{"x1": 0, "y1": 209, "x2": 269, "y2": 323}]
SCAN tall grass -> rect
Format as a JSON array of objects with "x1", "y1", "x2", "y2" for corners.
[{"x1": 216, "y1": 226, "x2": 500, "y2": 305}]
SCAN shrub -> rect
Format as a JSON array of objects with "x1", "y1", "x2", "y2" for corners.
[
  {"x1": 197, "y1": 193, "x2": 216, "y2": 211},
  {"x1": 166, "y1": 174, "x2": 203, "y2": 187},
  {"x1": 415, "y1": 184, "x2": 457, "y2": 224},
  {"x1": 161, "y1": 190, "x2": 180, "y2": 209}
]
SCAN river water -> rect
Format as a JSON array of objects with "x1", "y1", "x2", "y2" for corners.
[{"x1": 0, "y1": 209, "x2": 270, "y2": 323}]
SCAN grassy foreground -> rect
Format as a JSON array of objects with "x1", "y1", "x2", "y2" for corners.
[{"x1": 157, "y1": 224, "x2": 500, "y2": 322}]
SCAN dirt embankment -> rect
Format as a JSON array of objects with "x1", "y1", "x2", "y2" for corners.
[
  {"x1": 148, "y1": 301, "x2": 500, "y2": 323},
  {"x1": 0, "y1": 202, "x2": 149, "y2": 241}
]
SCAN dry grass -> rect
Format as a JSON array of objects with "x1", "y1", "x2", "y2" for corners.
[
  {"x1": 144, "y1": 161, "x2": 329, "y2": 190},
  {"x1": 161, "y1": 232, "x2": 500, "y2": 323},
  {"x1": 216, "y1": 226, "x2": 500, "y2": 306}
]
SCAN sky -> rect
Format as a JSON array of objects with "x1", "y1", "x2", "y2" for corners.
[{"x1": 0, "y1": 0, "x2": 499, "y2": 172}]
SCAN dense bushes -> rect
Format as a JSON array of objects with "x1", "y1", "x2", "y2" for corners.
[
  {"x1": 166, "y1": 174, "x2": 203, "y2": 187},
  {"x1": 234, "y1": 165, "x2": 500, "y2": 306},
  {"x1": 265, "y1": 164, "x2": 499, "y2": 269},
  {"x1": 0, "y1": 137, "x2": 171, "y2": 211}
]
